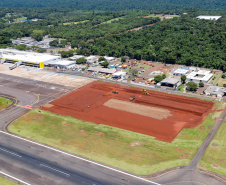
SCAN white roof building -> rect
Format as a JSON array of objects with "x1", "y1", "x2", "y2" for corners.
[
  {"x1": 112, "y1": 71, "x2": 126, "y2": 78},
  {"x1": 174, "y1": 68, "x2": 189, "y2": 75},
  {"x1": 0, "y1": 49, "x2": 60, "y2": 64},
  {"x1": 204, "y1": 86, "x2": 226, "y2": 97},
  {"x1": 186, "y1": 70, "x2": 213, "y2": 83},
  {"x1": 196, "y1": 16, "x2": 222, "y2": 21},
  {"x1": 88, "y1": 67, "x2": 116, "y2": 74}
]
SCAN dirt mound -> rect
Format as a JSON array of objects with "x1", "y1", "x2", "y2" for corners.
[
  {"x1": 175, "y1": 148, "x2": 183, "y2": 152},
  {"x1": 179, "y1": 153, "x2": 189, "y2": 159},
  {"x1": 129, "y1": 142, "x2": 142, "y2": 146},
  {"x1": 218, "y1": 159, "x2": 225, "y2": 162},
  {"x1": 199, "y1": 126, "x2": 205, "y2": 130},
  {"x1": 62, "y1": 124, "x2": 70, "y2": 126},
  {"x1": 79, "y1": 130, "x2": 86, "y2": 134},
  {"x1": 212, "y1": 143, "x2": 218, "y2": 146},
  {"x1": 211, "y1": 164, "x2": 220, "y2": 169},
  {"x1": 96, "y1": 132, "x2": 104, "y2": 135}
]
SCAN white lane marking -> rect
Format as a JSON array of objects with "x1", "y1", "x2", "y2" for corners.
[
  {"x1": 0, "y1": 171, "x2": 31, "y2": 185},
  {"x1": 0, "y1": 147, "x2": 22, "y2": 158},
  {"x1": 0, "y1": 131, "x2": 161, "y2": 185},
  {"x1": 40, "y1": 164, "x2": 70, "y2": 177}
]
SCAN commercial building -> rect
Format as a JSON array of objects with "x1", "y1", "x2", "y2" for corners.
[
  {"x1": 112, "y1": 71, "x2": 126, "y2": 79},
  {"x1": 159, "y1": 77, "x2": 180, "y2": 88},
  {"x1": 88, "y1": 67, "x2": 116, "y2": 74},
  {"x1": 186, "y1": 70, "x2": 213, "y2": 83},
  {"x1": 174, "y1": 68, "x2": 189, "y2": 76},
  {"x1": 196, "y1": 16, "x2": 222, "y2": 21},
  {"x1": 0, "y1": 49, "x2": 60, "y2": 68},
  {"x1": 11, "y1": 37, "x2": 55, "y2": 49},
  {"x1": 204, "y1": 86, "x2": 226, "y2": 97},
  {"x1": 46, "y1": 60, "x2": 76, "y2": 69}
]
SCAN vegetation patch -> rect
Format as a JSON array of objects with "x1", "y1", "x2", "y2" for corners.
[
  {"x1": 9, "y1": 102, "x2": 222, "y2": 175},
  {"x1": 0, "y1": 97, "x2": 13, "y2": 110},
  {"x1": 199, "y1": 118, "x2": 226, "y2": 176},
  {"x1": 0, "y1": 176, "x2": 17, "y2": 185}
]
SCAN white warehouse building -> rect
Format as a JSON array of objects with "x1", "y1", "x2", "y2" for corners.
[
  {"x1": 186, "y1": 70, "x2": 213, "y2": 83},
  {"x1": 0, "y1": 49, "x2": 60, "y2": 68}
]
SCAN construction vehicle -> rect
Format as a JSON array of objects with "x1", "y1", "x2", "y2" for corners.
[
  {"x1": 142, "y1": 89, "x2": 150, "y2": 95},
  {"x1": 130, "y1": 95, "x2": 135, "y2": 101},
  {"x1": 112, "y1": 91, "x2": 118, "y2": 94}
]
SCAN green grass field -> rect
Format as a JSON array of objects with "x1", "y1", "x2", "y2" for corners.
[
  {"x1": 198, "y1": 117, "x2": 226, "y2": 176},
  {"x1": 13, "y1": 17, "x2": 27, "y2": 22},
  {"x1": 0, "y1": 176, "x2": 17, "y2": 185},
  {"x1": 8, "y1": 101, "x2": 222, "y2": 175},
  {"x1": 63, "y1": 20, "x2": 89, "y2": 25},
  {"x1": 0, "y1": 97, "x2": 13, "y2": 110},
  {"x1": 101, "y1": 17, "x2": 125, "y2": 24}
]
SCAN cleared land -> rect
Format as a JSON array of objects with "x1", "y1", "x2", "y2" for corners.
[
  {"x1": 41, "y1": 81, "x2": 214, "y2": 142},
  {"x1": 0, "y1": 97, "x2": 12, "y2": 110},
  {"x1": 9, "y1": 103, "x2": 221, "y2": 175},
  {"x1": 199, "y1": 103, "x2": 226, "y2": 176},
  {"x1": 104, "y1": 99, "x2": 172, "y2": 120}
]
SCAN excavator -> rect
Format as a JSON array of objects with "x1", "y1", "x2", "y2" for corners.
[{"x1": 130, "y1": 95, "x2": 135, "y2": 101}]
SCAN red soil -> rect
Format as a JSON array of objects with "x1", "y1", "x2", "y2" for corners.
[{"x1": 41, "y1": 81, "x2": 214, "y2": 142}]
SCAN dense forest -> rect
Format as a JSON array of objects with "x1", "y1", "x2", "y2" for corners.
[
  {"x1": 0, "y1": 0, "x2": 225, "y2": 11},
  {"x1": 0, "y1": 8, "x2": 225, "y2": 71}
]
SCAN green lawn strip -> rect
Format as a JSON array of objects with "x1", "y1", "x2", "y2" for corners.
[
  {"x1": 9, "y1": 105, "x2": 218, "y2": 175},
  {"x1": 198, "y1": 120, "x2": 226, "y2": 176},
  {"x1": 0, "y1": 176, "x2": 17, "y2": 185},
  {"x1": 178, "y1": 84, "x2": 185, "y2": 92},
  {"x1": 101, "y1": 17, "x2": 125, "y2": 24},
  {"x1": 0, "y1": 97, "x2": 13, "y2": 110},
  {"x1": 215, "y1": 77, "x2": 226, "y2": 87}
]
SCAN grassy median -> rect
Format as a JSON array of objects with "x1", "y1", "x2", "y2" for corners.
[
  {"x1": 198, "y1": 104, "x2": 226, "y2": 176},
  {"x1": 8, "y1": 103, "x2": 222, "y2": 175},
  {"x1": 0, "y1": 97, "x2": 13, "y2": 110},
  {"x1": 0, "y1": 176, "x2": 17, "y2": 185}
]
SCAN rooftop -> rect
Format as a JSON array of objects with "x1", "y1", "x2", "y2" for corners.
[
  {"x1": 161, "y1": 77, "x2": 179, "y2": 84},
  {"x1": 196, "y1": 15, "x2": 222, "y2": 20},
  {"x1": 0, "y1": 49, "x2": 60, "y2": 64},
  {"x1": 88, "y1": 67, "x2": 116, "y2": 74}
]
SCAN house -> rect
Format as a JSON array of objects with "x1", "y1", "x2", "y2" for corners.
[
  {"x1": 204, "y1": 86, "x2": 226, "y2": 97},
  {"x1": 174, "y1": 68, "x2": 189, "y2": 76}
]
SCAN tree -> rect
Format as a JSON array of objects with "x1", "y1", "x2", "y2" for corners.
[
  {"x1": 31, "y1": 34, "x2": 43, "y2": 42},
  {"x1": 98, "y1": 57, "x2": 106, "y2": 62},
  {"x1": 15, "y1": 44, "x2": 27, "y2": 50},
  {"x1": 199, "y1": 82, "x2": 204, "y2": 87},
  {"x1": 154, "y1": 75, "x2": 163, "y2": 83},
  {"x1": 121, "y1": 56, "x2": 126, "y2": 63},
  {"x1": 186, "y1": 81, "x2": 197, "y2": 91},
  {"x1": 129, "y1": 69, "x2": 138, "y2": 76},
  {"x1": 162, "y1": 73, "x2": 166, "y2": 79},
  {"x1": 61, "y1": 50, "x2": 74, "y2": 58},
  {"x1": 100, "y1": 61, "x2": 109, "y2": 68},
  {"x1": 222, "y1": 74, "x2": 226, "y2": 79},
  {"x1": 76, "y1": 58, "x2": 87, "y2": 64},
  {"x1": 181, "y1": 75, "x2": 186, "y2": 84}
]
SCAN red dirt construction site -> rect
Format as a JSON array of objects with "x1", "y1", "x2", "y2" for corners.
[{"x1": 41, "y1": 81, "x2": 214, "y2": 142}]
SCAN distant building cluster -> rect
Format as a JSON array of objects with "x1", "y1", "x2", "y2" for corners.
[
  {"x1": 196, "y1": 15, "x2": 222, "y2": 21},
  {"x1": 11, "y1": 37, "x2": 55, "y2": 49}
]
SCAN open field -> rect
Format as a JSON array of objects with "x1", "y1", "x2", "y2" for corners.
[
  {"x1": 0, "y1": 97, "x2": 12, "y2": 110},
  {"x1": 101, "y1": 17, "x2": 125, "y2": 24},
  {"x1": 8, "y1": 100, "x2": 221, "y2": 175},
  {"x1": 41, "y1": 81, "x2": 214, "y2": 142},
  {"x1": 0, "y1": 176, "x2": 17, "y2": 185},
  {"x1": 198, "y1": 103, "x2": 226, "y2": 176},
  {"x1": 215, "y1": 77, "x2": 226, "y2": 87}
]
